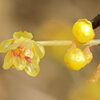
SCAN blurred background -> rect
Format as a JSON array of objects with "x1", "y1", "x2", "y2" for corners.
[{"x1": 0, "y1": 0, "x2": 100, "y2": 100}]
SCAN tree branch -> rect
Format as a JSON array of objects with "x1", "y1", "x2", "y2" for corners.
[{"x1": 91, "y1": 14, "x2": 100, "y2": 29}]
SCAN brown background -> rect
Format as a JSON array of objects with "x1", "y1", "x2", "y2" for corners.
[{"x1": 0, "y1": 0, "x2": 100, "y2": 100}]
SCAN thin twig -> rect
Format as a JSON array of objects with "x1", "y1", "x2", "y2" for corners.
[
  {"x1": 84, "y1": 39, "x2": 100, "y2": 46},
  {"x1": 37, "y1": 39, "x2": 100, "y2": 47},
  {"x1": 37, "y1": 40, "x2": 72, "y2": 46}
]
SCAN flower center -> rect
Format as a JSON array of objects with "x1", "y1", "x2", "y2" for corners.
[{"x1": 11, "y1": 45, "x2": 33, "y2": 63}]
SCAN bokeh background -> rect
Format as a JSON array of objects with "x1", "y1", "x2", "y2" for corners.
[{"x1": 0, "y1": 0, "x2": 100, "y2": 100}]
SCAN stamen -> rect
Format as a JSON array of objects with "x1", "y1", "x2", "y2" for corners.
[
  {"x1": 19, "y1": 45, "x2": 24, "y2": 49},
  {"x1": 11, "y1": 48, "x2": 24, "y2": 58},
  {"x1": 11, "y1": 46, "x2": 32, "y2": 63},
  {"x1": 12, "y1": 50, "x2": 17, "y2": 57},
  {"x1": 25, "y1": 56, "x2": 31, "y2": 63}
]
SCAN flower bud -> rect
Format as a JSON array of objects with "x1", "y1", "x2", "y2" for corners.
[
  {"x1": 72, "y1": 19, "x2": 95, "y2": 43},
  {"x1": 64, "y1": 48, "x2": 86, "y2": 70}
]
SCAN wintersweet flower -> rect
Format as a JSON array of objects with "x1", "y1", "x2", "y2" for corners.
[{"x1": 0, "y1": 31, "x2": 45, "y2": 77}]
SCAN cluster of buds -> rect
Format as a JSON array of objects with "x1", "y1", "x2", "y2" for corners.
[
  {"x1": 64, "y1": 44, "x2": 93, "y2": 70},
  {"x1": 64, "y1": 19, "x2": 95, "y2": 70}
]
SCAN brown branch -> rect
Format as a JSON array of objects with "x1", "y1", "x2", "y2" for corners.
[{"x1": 91, "y1": 14, "x2": 100, "y2": 29}]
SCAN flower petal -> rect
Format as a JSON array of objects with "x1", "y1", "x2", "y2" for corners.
[
  {"x1": 3, "y1": 51, "x2": 13, "y2": 69},
  {"x1": 13, "y1": 31, "x2": 33, "y2": 39},
  {"x1": 25, "y1": 63, "x2": 40, "y2": 77},
  {"x1": 20, "y1": 39, "x2": 34, "y2": 48},
  {"x1": 0, "y1": 39, "x2": 14, "y2": 52},
  {"x1": 24, "y1": 49, "x2": 34, "y2": 58},
  {"x1": 35, "y1": 43, "x2": 45, "y2": 59},
  {"x1": 14, "y1": 37, "x2": 34, "y2": 48},
  {"x1": 13, "y1": 57, "x2": 26, "y2": 70},
  {"x1": 31, "y1": 47, "x2": 40, "y2": 67},
  {"x1": 25, "y1": 48, "x2": 40, "y2": 76}
]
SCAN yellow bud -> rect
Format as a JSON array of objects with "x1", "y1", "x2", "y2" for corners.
[
  {"x1": 72, "y1": 19, "x2": 95, "y2": 43},
  {"x1": 64, "y1": 48, "x2": 86, "y2": 70},
  {"x1": 83, "y1": 46, "x2": 93, "y2": 64}
]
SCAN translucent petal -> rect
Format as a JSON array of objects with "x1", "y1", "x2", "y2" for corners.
[
  {"x1": 14, "y1": 37, "x2": 34, "y2": 48},
  {"x1": 24, "y1": 49, "x2": 34, "y2": 58},
  {"x1": 0, "y1": 39, "x2": 14, "y2": 52},
  {"x1": 3, "y1": 51, "x2": 13, "y2": 69},
  {"x1": 13, "y1": 57, "x2": 26, "y2": 70},
  {"x1": 25, "y1": 48, "x2": 40, "y2": 76},
  {"x1": 35, "y1": 43, "x2": 45, "y2": 59},
  {"x1": 20, "y1": 39, "x2": 34, "y2": 48},
  {"x1": 25, "y1": 63, "x2": 40, "y2": 77},
  {"x1": 13, "y1": 31, "x2": 33, "y2": 39},
  {"x1": 31, "y1": 48, "x2": 40, "y2": 67},
  {"x1": 7, "y1": 43, "x2": 19, "y2": 51}
]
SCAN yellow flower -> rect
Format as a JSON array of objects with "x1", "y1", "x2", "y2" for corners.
[{"x1": 0, "y1": 31, "x2": 45, "y2": 77}]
